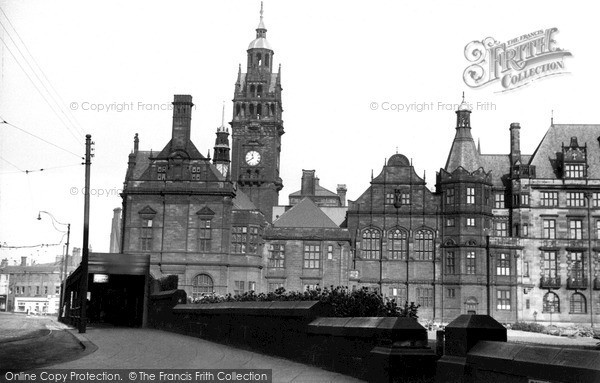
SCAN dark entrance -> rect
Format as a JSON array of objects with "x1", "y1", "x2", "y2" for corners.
[
  {"x1": 88, "y1": 274, "x2": 145, "y2": 326},
  {"x1": 61, "y1": 253, "x2": 150, "y2": 328}
]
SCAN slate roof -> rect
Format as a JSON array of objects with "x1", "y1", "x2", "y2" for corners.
[
  {"x1": 445, "y1": 127, "x2": 481, "y2": 172},
  {"x1": 529, "y1": 124, "x2": 600, "y2": 179},
  {"x1": 273, "y1": 197, "x2": 339, "y2": 228},
  {"x1": 232, "y1": 187, "x2": 258, "y2": 211}
]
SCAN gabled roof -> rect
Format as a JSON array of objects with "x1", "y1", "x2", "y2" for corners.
[
  {"x1": 479, "y1": 154, "x2": 509, "y2": 187},
  {"x1": 273, "y1": 197, "x2": 339, "y2": 228},
  {"x1": 529, "y1": 124, "x2": 600, "y2": 179},
  {"x1": 154, "y1": 139, "x2": 205, "y2": 160},
  {"x1": 233, "y1": 187, "x2": 258, "y2": 211}
]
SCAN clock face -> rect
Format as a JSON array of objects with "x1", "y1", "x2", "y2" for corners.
[{"x1": 245, "y1": 150, "x2": 261, "y2": 166}]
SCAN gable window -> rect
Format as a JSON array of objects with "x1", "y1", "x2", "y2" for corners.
[
  {"x1": 569, "y1": 219, "x2": 583, "y2": 239},
  {"x1": 385, "y1": 193, "x2": 395, "y2": 205},
  {"x1": 466, "y1": 218, "x2": 476, "y2": 227},
  {"x1": 445, "y1": 218, "x2": 455, "y2": 227},
  {"x1": 466, "y1": 187, "x2": 475, "y2": 204},
  {"x1": 268, "y1": 244, "x2": 285, "y2": 267},
  {"x1": 593, "y1": 193, "x2": 600, "y2": 207},
  {"x1": 415, "y1": 230, "x2": 434, "y2": 260},
  {"x1": 387, "y1": 229, "x2": 407, "y2": 260},
  {"x1": 567, "y1": 192, "x2": 585, "y2": 207},
  {"x1": 543, "y1": 219, "x2": 556, "y2": 239},
  {"x1": 140, "y1": 219, "x2": 153, "y2": 251},
  {"x1": 494, "y1": 193, "x2": 505, "y2": 208},
  {"x1": 540, "y1": 191, "x2": 558, "y2": 207},
  {"x1": 198, "y1": 219, "x2": 211, "y2": 252},
  {"x1": 303, "y1": 243, "x2": 321, "y2": 269},
  {"x1": 361, "y1": 228, "x2": 381, "y2": 259},
  {"x1": 327, "y1": 245, "x2": 334, "y2": 260},
  {"x1": 400, "y1": 192, "x2": 411, "y2": 205},
  {"x1": 496, "y1": 253, "x2": 510, "y2": 276},
  {"x1": 446, "y1": 188, "x2": 455, "y2": 205},
  {"x1": 521, "y1": 194, "x2": 530, "y2": 206},
  {"x1": 466, "y1": 251, "x2": 476, "y2": 274}
]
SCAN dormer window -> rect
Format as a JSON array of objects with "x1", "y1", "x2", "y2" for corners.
[
  {"x1": 565, "y1": 164, "x2": 585, "y2": 178},
  {"x1": 562, "y1": 136, "x2": 587, "y2": 179}
]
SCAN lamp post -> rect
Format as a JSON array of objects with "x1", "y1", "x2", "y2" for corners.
[{"x1": 37, "y1": 211, "x2": 70, "y2": 319}]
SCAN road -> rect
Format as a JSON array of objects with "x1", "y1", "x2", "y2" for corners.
[{"x1": 0, "y1": 312, "x2": 87, "y2": 371}]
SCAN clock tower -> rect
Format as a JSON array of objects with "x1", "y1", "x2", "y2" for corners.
[{"x1": 231, "y1": 2, "x2": 284, "y2": 221}]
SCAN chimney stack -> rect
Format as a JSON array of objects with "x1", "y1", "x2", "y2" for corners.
[
  {"x1": 21, "y1": 256, "x2": 27, "y2": 266},
  {"x1": 171, "y1": 95, "x2": 194, "y2": 150},
  {"x1": 301, "y1": 170, "x2": 316, "y2": 196},
  {"x1": 510, "y1": 122, "x2": 521, "y2": 165},
  {"x1": 0, "y1": 258, "x2": 8, "y2": 268},
  {"x1": 337, "y1": 184, "x2": 347, "y2": 206}
]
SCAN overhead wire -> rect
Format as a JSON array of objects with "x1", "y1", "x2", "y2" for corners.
[
  {"x1": 0, "y1": 22, "x2": 82, "y2": 144},
  {"x1": 0, "y1": 6, "x2": 85, "y2": 138}
]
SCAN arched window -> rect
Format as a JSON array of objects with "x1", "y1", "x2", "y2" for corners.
[
  {"x1": 250, "y1": 84, "x2": 255, "y2": 96},
  {"x1": 387, "y1": 228, "x2": 408, "y2": 260},
  {"x1": 415, "y1": 229, "x2": 434, "y2": 260},
  {"x1": 192, "y1": 274, "x2": 214, "y2": 298},
  {"x1": 265, "y1": 53, "x2": 270, "y2": 67},
  {"x1": 257, "y1": 103, "x2": 262, "y2": 117},
  {"x1": 257, "y1": 85, "x2": 263, "y2": 95},
  {"x1": 361, "y1": 228, "x2": 381, "y2": 260},
  {"x1": 249, "y1": 104, "x2": 255, "y2": 116},
  {"x1": 570, "y1": 292, "x2": 586, "y2": 314},
  {"x1": 256, "y1": 53, "x2": 262, "y2": 66},
  {"x1": 543, "y1": 291, "x2": 560, "y2": 313}
]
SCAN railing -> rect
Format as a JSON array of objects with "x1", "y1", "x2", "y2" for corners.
[
  {"x1": 566, "y1": 277, "x2": 588, "y2": 290},
  {"x1": 540, "y1": 276, "x2": 561, "y2": 289}
]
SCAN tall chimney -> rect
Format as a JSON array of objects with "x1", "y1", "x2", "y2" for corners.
[
  {"x1": 171, "y1": 95, "x2": 194, "y2": 150},
  {"x1": 301, "y1": 170, "x2": 316, "y2": 196},
  {"x1": 21, "y1": 256, "x2": 27, "y2": 266},
  {"x1": 510, "y1": 122, "x2": 521, "y2": 165},
  {"x1": 110, "y1": 207, "x2": 122, "y2": 253},
  {"x1": 337, "y1": 184, "x2": 347, "y2": 206},
  {"x1": 0, "y1": 258, "x2": 8, "y2": 267}
]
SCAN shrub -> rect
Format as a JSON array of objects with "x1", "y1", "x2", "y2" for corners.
[
  {"x1": 510, "y1": 322, "x2": 546, "y2": 333},
  {"x1": 191, "y1": 286, "x2": 420, "y2": 318}
]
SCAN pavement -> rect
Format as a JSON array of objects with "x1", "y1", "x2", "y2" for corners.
[
  {"x1": 3, "y1": 311, "x2": 599, "y2": 382},
  {"x1": 50, "y1": 327, "x2": 363, "y2": 383}
]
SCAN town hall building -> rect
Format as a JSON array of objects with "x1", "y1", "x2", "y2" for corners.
[{"x1": 114, "y1": 5, "x2": 600, "y2": 326}]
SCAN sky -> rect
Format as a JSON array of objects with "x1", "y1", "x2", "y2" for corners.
[{"x1": 0, "y1": 0, "x2": 598, "y2": 265}]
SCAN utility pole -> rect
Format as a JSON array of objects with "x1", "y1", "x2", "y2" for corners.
[{"x1": 79, "y1": 134, "x2": 93, "y2": 333}]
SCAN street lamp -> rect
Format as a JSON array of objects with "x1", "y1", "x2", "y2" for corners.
[{"x1": 37, "y1": 211, "x2": 70, "y2": 320}]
